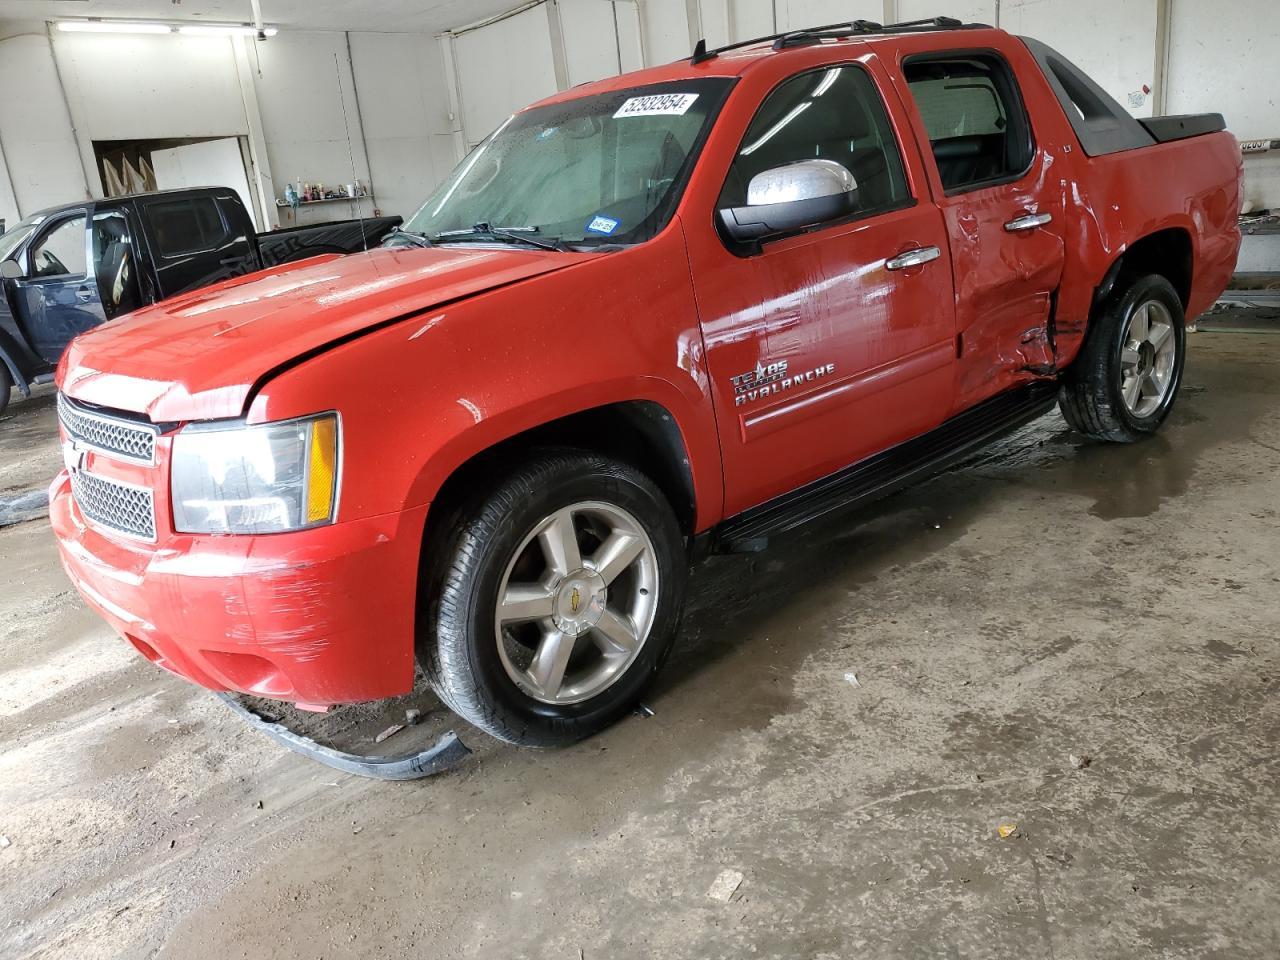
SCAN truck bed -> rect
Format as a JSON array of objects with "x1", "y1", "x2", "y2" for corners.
[{"x1": 258, "y1": 215, "x2": 402, "y2": 267}]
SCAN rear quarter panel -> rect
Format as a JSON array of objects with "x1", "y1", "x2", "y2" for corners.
[{"x1": 1003, "y1": 50, "x2": 1241, "y2": 362}]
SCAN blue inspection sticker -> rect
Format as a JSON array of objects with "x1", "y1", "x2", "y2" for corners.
[{"x1": 585, "y1": 215, "x2": 621, "y2": 236}]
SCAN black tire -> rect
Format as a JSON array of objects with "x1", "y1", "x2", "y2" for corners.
[
  {"x1": 0, "y1": 364, "x2": 11, "y2": 418},
  {"x1": 1058, "y1": 274, "x2": 1186, "y2": 442},
  {"x1": 421, "y1": 450, "x2": 687, "y2": 746}
]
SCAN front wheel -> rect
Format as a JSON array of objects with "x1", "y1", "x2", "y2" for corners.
[
  {"x1": 1058, "y1": 274, "x2": 1187, "y2": 442},
  {"x1": 422, "y1": 451, "x2": 687, "y2": 746},
  {"x1": 0, "y1": 364, "x2": 11, "y2": 417}
]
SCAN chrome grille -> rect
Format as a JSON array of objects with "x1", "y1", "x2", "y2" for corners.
[
  {"x1": 71, "y1": 470, "x2": 157, "y2": 541},
  {"x1": 58, "y1": 393, "x2": 158, "y2": 464}
]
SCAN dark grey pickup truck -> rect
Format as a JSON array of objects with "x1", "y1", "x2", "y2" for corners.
[{"x1": 0, "y1": 186, "x2": 400, "y2": 414}]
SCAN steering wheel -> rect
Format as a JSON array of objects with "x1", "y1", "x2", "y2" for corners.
[{"x1": 37, "y1": 249, "x2": 68, "y2": 277}]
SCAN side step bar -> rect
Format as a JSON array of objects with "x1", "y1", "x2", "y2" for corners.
[{"x1": 714, "y1": 381, "x2": 1059, "y2": 553}]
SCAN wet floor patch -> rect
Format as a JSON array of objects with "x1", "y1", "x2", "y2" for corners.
[{"x1": 0, "y1": 489, "x2": 49, "y2": 528}]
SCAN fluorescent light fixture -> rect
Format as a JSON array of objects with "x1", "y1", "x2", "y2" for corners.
[
  {"x1": 57, "y1": 20, "x2": 173, "y2": 34},
  {"x1": 179, "y1": 25, "x2": 279, "y2": 37},
  {"x1": 741, "y1": 101, "x2": 812, "y2": 156},
  {"x1": 55, "y1": 19, "x2": 278, "y2": 38}
]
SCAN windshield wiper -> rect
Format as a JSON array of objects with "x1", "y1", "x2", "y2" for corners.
[
  {"x1": 383, "y1": 227, "x2": 433, "y2": 248},
  {"x1": 433, "y1": 223, "x2": 565, "y2": 252}
]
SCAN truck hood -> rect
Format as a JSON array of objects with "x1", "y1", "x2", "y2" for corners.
[{"x1": 59, "y1": 246, "x2": 595, "y2": 421}]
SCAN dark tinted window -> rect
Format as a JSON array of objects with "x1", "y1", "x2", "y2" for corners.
[
  {"x1": 147, "y1": 197, "x2": 229, "y2": 257},
  {"x1": 719, "y1": 64, "x2": 910, "y2": 217},
  {"x1": 217, "y1": 197, "x2": 253, "y2": 245},
  {"x1": 904, "y1": 55, "x2": 1033, "y2": 192}
]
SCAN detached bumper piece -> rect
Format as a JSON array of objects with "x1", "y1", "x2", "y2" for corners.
[{"x1": 216, "y1": 693, "x2": 470, "y2": 781}]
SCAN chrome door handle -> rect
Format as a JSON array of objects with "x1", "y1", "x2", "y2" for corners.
[
  {"x1": 1004, "y1": 212, "x2": 1053, "y2": 232},
  {"x1": 885, "y1": 246, "x2": 941, "y2": 271},
  {"x1": 75, "y1": 286, "x2": 93, "y2": 302}
]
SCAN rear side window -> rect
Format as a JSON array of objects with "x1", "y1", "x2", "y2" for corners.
[
  {"x1": 903, "y1": 54, "x2": 1033, "y2": 193},
  {"x1": 719, "y1": 64, "x2": 910, "y2": 218},
  {"x1": 146, "y1": 197, "x2": 230, "y2": 258}
]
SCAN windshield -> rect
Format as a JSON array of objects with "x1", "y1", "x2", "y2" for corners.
[
  {"x1": 402, "y1": 78, "x2": 735, "y2": 248},
  {"x1": 0, "y1": 216, "x2": 41, "y2": 262}
]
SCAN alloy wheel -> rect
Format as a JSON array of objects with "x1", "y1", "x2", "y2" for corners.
[
  {"x1": 1119, "y1": 299, "x2": 1178, "y2": 417},
  {"x1": 494, "y1": 500, "x2": 659, "y2": 705}
]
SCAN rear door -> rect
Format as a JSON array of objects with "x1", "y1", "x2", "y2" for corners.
[
  {"x1": 897, "y1": 49, "x2": 1065, "y2": 412},
  {"x1": 140, "y1": 193, "x2": 255, "y2": 298},
  {"x1": 12, "y1": 211, "x2": 108, "y2": 364},
  {"x1": 690, "y1": 59, "x2": 958, "y2": 517}
]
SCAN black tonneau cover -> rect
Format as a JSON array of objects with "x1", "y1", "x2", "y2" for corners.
[{"x1": 1141, "y1": 114, "x2": 1227, "y2": 144}]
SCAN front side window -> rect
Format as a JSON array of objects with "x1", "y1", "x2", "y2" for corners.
[
  {"x1": 719, "y1": 64, "x2": 910, "y2": 217},
  {"x1": 402, "y1": 78, "x2": 735, "y2": 248},
  {"x1": 30, "y1": 215, "x2": 87, "y2": 279},
  {"x1": 903, "y1": 54, "x2": 1033, "y2": 192}
]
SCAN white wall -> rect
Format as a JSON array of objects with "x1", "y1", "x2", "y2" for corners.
[
  {"x1": 2, "y1": 0, "x2": 1278, "y2": 233},
  {"x1": 1001, "y1": 0, "x2": 1160, "y2": 117},
  {"x1": 896, "y1": 1, "x2": 995, "y2": 25},
  {"x1": 1166, "y1": 0, "x2": 1280, "y2": 213},
  {"x1": 454, "y1": 6, "x2": 560, "y2": 147},
  {"x1": 54, "y1": 32, "x2": 249, "y2": 140},
  {"x1": 251, "y1": 30, "x2": 374, "y2": 225},
  {"x1": 0, "y1": 26, "x2": 458, "y2": 227},
  {"x1": 0, "y1": 34, "x2": 89, "y2": 225},
  {"x1": 0, "y1": 140, "x2": 18, "y2": 233},
  {"x1": 347, "y1": 32, "x2": 458, "y2": 223},
  {"x1": 561, "y1": 0, "x2": 625, "y2": 85}
]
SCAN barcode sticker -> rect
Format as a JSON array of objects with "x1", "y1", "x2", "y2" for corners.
[{"x1": 614, "y1": 93, "x2": 699, "y2": 119}]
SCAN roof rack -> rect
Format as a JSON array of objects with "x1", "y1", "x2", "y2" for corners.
[{"x1": 689, "y1": 16, "x2": 988, "y2": 65}]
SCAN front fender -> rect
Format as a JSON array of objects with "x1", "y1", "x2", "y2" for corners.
[
  {"x1": 246, "y1": 227, "x2": 725, "y2": 532},
  {"x1": 400, "y1": 376, "x2": 717, "y2": 529}
]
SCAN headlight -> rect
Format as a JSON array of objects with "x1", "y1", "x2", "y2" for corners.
[{"x1": 170, "y1": 413, "x2": 340, "y2": 534}]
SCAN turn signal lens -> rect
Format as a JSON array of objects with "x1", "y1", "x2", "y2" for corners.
[{"x1": 306, "y1": 416, "x2": 338, "y2": 524}]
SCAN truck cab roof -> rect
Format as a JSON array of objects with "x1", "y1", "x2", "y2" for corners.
[{"x1": 532, "y1": 17, "x2": 1001, "y2": 108}]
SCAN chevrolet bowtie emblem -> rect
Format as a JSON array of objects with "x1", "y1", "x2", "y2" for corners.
[
  {"x1": 570, "y1": 586, "x2": 582, "y2": 614},
  {"x1": 62, "y1": 441, "x2": 84, "y2": 474}
]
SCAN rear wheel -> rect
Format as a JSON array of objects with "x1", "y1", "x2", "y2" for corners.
[
  {"x1": 0, "y1": 364, "x2": 11, "y2": 417},
  {"x1": 1058, "y1": 274, "x2": 1186, "y2": 442},
  {"x1": 422, "y1": 451, "x2": 687, "y2": 746}
]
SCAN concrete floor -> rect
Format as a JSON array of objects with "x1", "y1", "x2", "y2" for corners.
[{"x1": 2, "y1": 332, "x2": 1278, "y2": 959}]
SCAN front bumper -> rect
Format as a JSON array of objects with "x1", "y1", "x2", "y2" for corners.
[{"x1": 50, "y1": 469, "x2": 428, "y2": 705}]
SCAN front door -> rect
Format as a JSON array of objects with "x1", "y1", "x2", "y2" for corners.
[
  {"x1": 899, "y1": 51, "x2": 1066, "y2": 412},
  {"x1": 14, "y1": 212, "x2": 107, "y2": 365},
  {"x1": 689, "y1": 60, "x2": 957, "y2": 517}
]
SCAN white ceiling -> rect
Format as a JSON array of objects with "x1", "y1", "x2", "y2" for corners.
[{"x1": 0, "y1": 0, "x2": 524, "y2": 34}]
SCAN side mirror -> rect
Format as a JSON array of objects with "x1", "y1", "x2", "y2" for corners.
[
  {"x1": 0, "y1": 259, "x2": 23, "y2": 281},
  {"x1": 718, "y1": 159, "x2": 858, "y2": 244}
]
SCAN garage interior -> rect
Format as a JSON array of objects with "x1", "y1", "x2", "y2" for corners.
[{"x1": 1, "y1": 1, "x2": 1278, "y2": 958}]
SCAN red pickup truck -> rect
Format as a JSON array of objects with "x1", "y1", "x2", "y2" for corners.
[{"x1": 51, "y1": 18, "x2": 1240, "y2": 747}]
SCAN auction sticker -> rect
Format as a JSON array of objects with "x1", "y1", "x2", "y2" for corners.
[{"x1": 614, "y1": 93, "x2": 699, "y2": 118}]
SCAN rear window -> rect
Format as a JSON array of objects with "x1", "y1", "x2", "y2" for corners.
[
  {"x1": 908, "y1": 76, "x2": 1008, "y2": 139},
  {"x1": 146, "y1": 197, "x2": 230, "y2": 257}
]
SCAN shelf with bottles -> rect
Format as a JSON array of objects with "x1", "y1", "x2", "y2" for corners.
[
  {"x1": 279, "y1": 178, "x2": 372, "y2": 208},
  {"x1": 275, "y1": 194, "x2": 372, "y2": 207}
]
